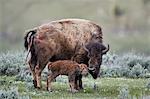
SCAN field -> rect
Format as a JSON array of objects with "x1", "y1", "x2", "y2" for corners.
[
  {"x1": 0, "y1": 76, "x2": 150, "y2": 99},
  {"x1": 0, "y1": 0, "x2": 150, "y2": 98},
  {"x1": 0, "y1": 51, "x2": 150, "y2": 99}
]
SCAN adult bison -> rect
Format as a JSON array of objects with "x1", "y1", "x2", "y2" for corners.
[{"x1": 24, "y1": 19, "x2": 109, "y2": 88}]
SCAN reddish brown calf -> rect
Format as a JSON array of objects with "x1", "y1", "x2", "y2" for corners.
[{"x1": 46, "y1": 60, "x2": 88, "y2": 93}]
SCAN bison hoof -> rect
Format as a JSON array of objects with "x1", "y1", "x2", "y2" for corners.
[
  {"x1": 49, "y1": 90, "x2": 53, "y2": 92},
  {"x1": 67, "y1": 89, "x2": 78, "y2": 93},
  {"x1": 71, "y1": 89, "x2": 78, "y2": 93},
  {"x1": 37, "y1": 86, "x2": 41, "y2": 89},
  {"x1": 47, "y1": 88, "x2": 52, "y2": 92},
  {"x1": 79, "y1": 87, "x2": 84, "y2": 90},
  {"x1": 33, "y1": 80, "x2": 37, "y2": 88}
]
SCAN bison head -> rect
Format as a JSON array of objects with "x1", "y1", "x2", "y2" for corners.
[{"x1": 84, "y1": 41, "x2": 109, "y2": 79}]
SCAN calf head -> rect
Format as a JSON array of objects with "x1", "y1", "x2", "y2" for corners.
[
  {"x1": 84, "y1": 41, "x2": 109, "y2": 79},
  {"x1": 78, "y1": 64, "x2": 88, "y2": 76}
]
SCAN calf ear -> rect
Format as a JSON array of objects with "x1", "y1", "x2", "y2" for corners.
[
  {"x1": 77, "y1": 64, "x2": 82, "y2": 72},
  {"x1": 78, "y1": 64, "x2": 87, "y2": 70}
]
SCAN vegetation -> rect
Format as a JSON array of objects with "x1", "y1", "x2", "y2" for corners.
[
  {"x1": 0, "y1": 51, "x2": 25, "y2": 76},
  {"x1": 1, "y1": 51, "x2": 150, "y2": 79},
  {"x1": 101, "y1": 52, "x2": 150, "y2": 78},
  {"x1": 0, "y1": 51, "x2": 150, "y2": 98},
  {"x1": 0, "y1": 76, "x2": 150, "y2": 99},
  {"x1": 0, "y1": 0, "x2": 150, "y2": 98}
]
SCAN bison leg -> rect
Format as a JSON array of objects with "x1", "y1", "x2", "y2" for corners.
[
  {"x1": 35, "y1": 64, "x2": 43, "y2": 89},
  {"x1": 74, "y1": 76, "x2": 78, "y2": 90},
  {"x1": 75, "y1": 75, "x2": 80, "y2": 90},
  {"x1": 35, "y1": 59, "x2": 49, "y2": 89},
  {"x1": 75, "y1": 75, "x2": 83, "y2": 90},
  {"x1": 28, "y1": 59, "x2": 37, "y2": 88},
  {"x1": 78, "y1": 75, "x2": 83, "y2": 90}
]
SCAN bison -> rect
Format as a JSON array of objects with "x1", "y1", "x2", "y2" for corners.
[
  {"x1": 24, "y1": 19, "x2": 109, "y2": 88},
  {"x1": 46, "y1": 60, "x2": 88, "y2": 92}
]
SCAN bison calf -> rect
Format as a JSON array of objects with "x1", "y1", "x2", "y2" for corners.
[{"x1": 46, "y1": 60, "x2": 88, "y2": 93}]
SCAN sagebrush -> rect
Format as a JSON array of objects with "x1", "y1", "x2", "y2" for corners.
[{"x1": 0, "y1": 51, "x2": 150, "y2": 79}]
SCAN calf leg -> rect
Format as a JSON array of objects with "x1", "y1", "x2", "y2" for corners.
[
  {"x1": 46, "y1": 72, "x2": 58, "y2": 92},
  {"x1": 68, "y1": 75, "x2": 78, "y2": 93}
]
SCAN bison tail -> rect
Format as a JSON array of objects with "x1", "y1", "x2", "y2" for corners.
[
  {"x1": 24, "y1": 29, "x2": 37, "y2": 50},
  {"x1": 24, "y1": 29, "x2": 37, "y2": 63}
]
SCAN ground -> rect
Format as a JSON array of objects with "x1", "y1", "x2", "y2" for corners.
[{"x1": 0, "y1": 76, "x2": 150, "y2": 99}]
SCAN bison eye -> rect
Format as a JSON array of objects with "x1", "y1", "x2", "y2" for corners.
[
  {"x1": 87, "y1": 53, "x2": 92, "y2": 58},
  {"x1": 87, "y1": 54, "x2": 90, "y2": 57},
  {"x1": 97, "y1": 57, "x2": 101, "y2": 61}
]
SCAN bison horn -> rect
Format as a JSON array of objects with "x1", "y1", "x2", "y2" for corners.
[
  {"x1": 88, "y1": 67, "x2": 95, "y2": 71},
  {"x1": 102, "y1": 44, "x2": 109, "y2": 54},
  {"x1": 83, "y1": 43, "x2": 89, "y2": 53}
]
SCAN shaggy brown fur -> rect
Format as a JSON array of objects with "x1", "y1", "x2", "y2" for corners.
[
  {"x1": 24, "y1": 19, "x2": 109, "y2": 88},
  {"x1": 84, "y1": 41, "x2": 109, "y2": 79},
  {"x1": 46, "y1": 60, "x2": 88, "y2": 93}
]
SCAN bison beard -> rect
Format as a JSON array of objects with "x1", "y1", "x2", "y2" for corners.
[
  {"x1": 88, "y1": 68, "x2": 100, "y2": 79},
  {"x1": 24, "y1": 19, "x2": 109, "y2": 88}
]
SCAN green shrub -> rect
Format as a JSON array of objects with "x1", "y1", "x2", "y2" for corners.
[
  {"x1": 0, "y1": 77, "x2": 14, "y2": 87},
  {"x1": 100, "y1": 66, "x2": 122, "y2": 77},
  {"x1": 101, "y1": 52, "x2": 150, "y2": 78},
  {"x1": 0, "y1": 87, "x2": 31, "y2": 99},
  {"x1": 0, "y1": 87, "x2": 19, "y2": 99},
  {"x1": 0, "y1": 51, "x2": 150, "y2": 78},
  {"x1": 25, "y1": 82, "x2": 35, "y2": 91},
  {"x1": 15, "y1": 67, "x2": 32, "y2": 82},
  {"x1": 128, "y1": 64, "x2": 148, "y2": 78},
  {"x1": 118, "y1": 85, "x2": 130, "y2": 99},
  {"x1": 142, "y1": 59, "x2": 150, "y2": 71},
  {"x1": 0, "y1": 51, "x2": 26, "y2": 76}
]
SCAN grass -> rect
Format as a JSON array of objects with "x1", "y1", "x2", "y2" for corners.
[
  {"x1": 0, "y1": 51, "x2": 150, "y2": 98},
  {"x1": 0, "y1": 76, "x2": 150, "y2": 99}
]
